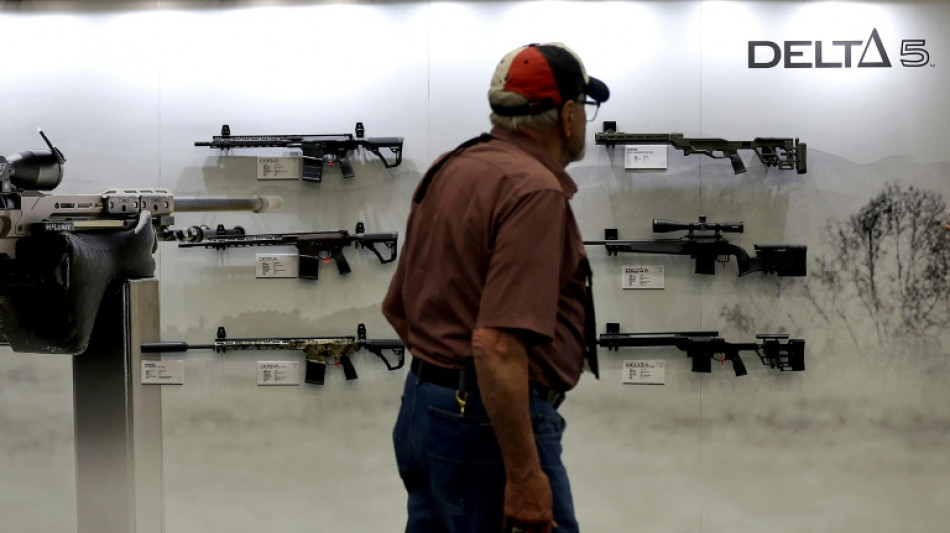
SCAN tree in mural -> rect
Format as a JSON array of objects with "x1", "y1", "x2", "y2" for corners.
[{"x1": 805, "y1": 182, "x2": 950, "y2": 342}]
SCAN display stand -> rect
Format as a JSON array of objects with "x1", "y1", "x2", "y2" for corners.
[{"x1": 73, "y1": 278, "x2": 163, "y2": 533}]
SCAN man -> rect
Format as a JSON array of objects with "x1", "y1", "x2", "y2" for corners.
[{"x1": 383, "y1": 42, "x2": 608, "y2": 533}]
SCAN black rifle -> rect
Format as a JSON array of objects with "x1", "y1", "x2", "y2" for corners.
[
  {"x1": 595, "y1": 121, "x2": 806, "y2": 174},
  {"x1": 141, "y1": 323, "x2": 405, "y2": 385},
  {"x1": 598, "y1": 322, "x2": 806, "y2": 376},
  {"x1": 195, "y1": 122, "x2": 404, "y2": 182},
  {"x1": 176, "y1": 222, "x2": 398, "y2": 280},
  {"x1": 583, "y1": 216, "x2": 807, "y2": 277},
  {"x1": 0, "y1": 129, "x2": 281, "y2": 354}
]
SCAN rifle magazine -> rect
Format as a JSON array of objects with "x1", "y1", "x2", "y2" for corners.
[{"x1": 305, "y1": 360, "x2": 327, "y2": 385}]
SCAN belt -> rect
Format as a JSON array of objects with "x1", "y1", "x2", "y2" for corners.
[
  {"x1": 410, "y1": 358, "x2": 565, "y2": 410},
  {"x1": 530, "y1": 386, "x2": 566, "y2": 410},
  {"x1": 410, "y1": 357, "x2": 478, "y2": 390}
]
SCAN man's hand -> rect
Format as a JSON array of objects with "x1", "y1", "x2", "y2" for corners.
[
  {"x1": 503, "y1": 468, "x2": 557, "y2": 533},
  {"x1": 471, "y1": 327, "x2": 557, "y2": 533}
]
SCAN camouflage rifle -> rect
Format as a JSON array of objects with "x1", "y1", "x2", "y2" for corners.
[{"x1": 141, "y1": 323, "x2": 405, "y2": 385}]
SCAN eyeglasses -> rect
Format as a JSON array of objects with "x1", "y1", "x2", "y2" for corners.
[{"x1": 581, "y1": 99, "x2": 600, "y2": 122}]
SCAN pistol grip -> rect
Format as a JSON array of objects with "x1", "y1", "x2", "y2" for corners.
[
  {"x1": 731, "y1": 355, "x2": 748, "y2": 377},
  {"x1": 333, "y1": 249, "x2": 352, "y2": 275},
  {"x1": 729, "y1": 153, "x2": 747, "y2": 174},
  {"x1": 340, "y1": 357, "x2": 358, "y2": 380},
  {"x1": 339, "y1": 156, "x2": 355, "y2": 179}
]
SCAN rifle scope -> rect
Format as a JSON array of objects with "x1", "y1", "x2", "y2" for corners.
[
  {"x1": 1, "y1": 128, "x2": 66, "y2": 191},
  {"x1": 2, "y1": 150, "x2": 63, "y2": 191},
  {"x1": 652, "y1": 216, "x2": 743, "y2": 234}
]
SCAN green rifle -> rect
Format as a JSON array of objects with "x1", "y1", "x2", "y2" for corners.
[{"x1": 595, "y1": 121, "x2": 807, "y2": 174}]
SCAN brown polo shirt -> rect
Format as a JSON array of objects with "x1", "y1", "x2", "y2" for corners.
[{"x1": 382, "y1": 127, "x2": 589, "y2": 391}]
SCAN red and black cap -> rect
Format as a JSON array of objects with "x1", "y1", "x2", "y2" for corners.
[{"x1": 489, "y1": 42, "x2": 609, "y2": 117}]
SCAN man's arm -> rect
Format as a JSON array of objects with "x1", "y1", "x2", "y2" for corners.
[
  {"x1": 381, "y1": 255, "x2": 410, "y2": 344},
  {"x1": 472, "y1": 327, "x2": 555, "y2": 533}
]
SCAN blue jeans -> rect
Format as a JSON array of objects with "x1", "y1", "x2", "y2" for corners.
[{"x1": 393, "y1": 370, "x2": 579, "y2": 533}]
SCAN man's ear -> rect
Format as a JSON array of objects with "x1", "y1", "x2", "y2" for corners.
[{"x1": 559, "y1": 99, "x2": 578, "y2": 137}]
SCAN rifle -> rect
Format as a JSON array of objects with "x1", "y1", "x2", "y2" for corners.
[
  {"x1": 141, "y1": 323, "x2": 406, "y2": 385},
  {"x1": 0, "y1": 128, "x2": 282, "y2": 354},
  {"x1": 598, "y1": 322, "x2": 806, "y2": 376},
  {"x1": 583, "y1": 216, "x2": 807, "y2": 277},
  {"x1": 175, "y1": 222, "x2": 398, "y2": 280},
  {"x1": 595, "y1": 121, "x2": 807, "y2": 174},
  {"x1": 195, "y1": 122, "x2": 404, "y2": 182}
]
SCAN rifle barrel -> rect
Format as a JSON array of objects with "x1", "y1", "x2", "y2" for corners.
[{"x1": 175, "y1": 195, "x2": 283, "y2": 213}]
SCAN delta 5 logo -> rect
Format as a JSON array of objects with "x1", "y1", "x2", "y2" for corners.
[{"x1": 749, "y1": 28, "x2": 932, "y2": 69}]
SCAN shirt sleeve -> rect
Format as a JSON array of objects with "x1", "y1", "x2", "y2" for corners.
[
  {"x1": 382, "y1": 251, "x2": 410, "y2": 345},
  {"x1": 475, "y1": 189, "x2": 567, "y2": 342}
]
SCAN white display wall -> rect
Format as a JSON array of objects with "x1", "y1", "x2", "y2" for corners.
[{"x1": 1, "y1": 1, "x2": 948, "y2": 532}]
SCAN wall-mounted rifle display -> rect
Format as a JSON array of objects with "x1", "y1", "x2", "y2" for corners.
[
  {"x1": 598, "y1": 322, "x2": 805, "y2": 376},
  {"x1": 141, "y1": 323, "x2": 405, "y2": 385},
  {"x1": 584, "y1": 216, "x2": 807, "y2": 277},
  {"x1": 195, "y1": 122, "x2": 404, "y2": 182},
  {"x1": 595, "y1": 121, "x2": 806, "y2": 174}
]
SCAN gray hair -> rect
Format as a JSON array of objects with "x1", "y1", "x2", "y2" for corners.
[{"x1": 488, "y1": 91, "x2": 560, "y2": 133}]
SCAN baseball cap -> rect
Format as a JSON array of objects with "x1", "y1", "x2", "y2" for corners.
[{"x1": 489, "y1": 42, "x2": 610, "y2": 117}]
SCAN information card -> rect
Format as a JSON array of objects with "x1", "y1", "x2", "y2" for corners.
[
  {"x1": 257, "y1": 361, "x2": 300, "y2": 385},
  {"x1": 624, "y1": 145, "x2": 667, "y2": 170},
  {"x1": 256, "y1": 254, "x2": 299, "y2": 278},
  {"x1": 621, "y1": 265, "x2": 665, "y2": 290},
  {"x1": 622, "y1": 360, "x2": 665, "y2": 385},
  {"x1": 257, "y1": 156, "x2": 301, "y2": 180},
  {"x1": 141, "y1": 360, "x2": 184, "y2": 385}
]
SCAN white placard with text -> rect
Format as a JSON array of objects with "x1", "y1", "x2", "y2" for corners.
[
  {"x1": 257, "y1": 361, "x2": 300, "y2": 385},
  {"x1": 257, "y1": 156, "x2": 301, "y2": 180},
  {"x1": 624, "y1": 145, "x2": 667, "y2": 169},
  {"x1": 141, "y1": 360, "x2": 184, "y2": 385},
  {"x1": 622, "y1": 265, "x2": 665, "y2": 289},
  {"x1": 256, "y1": 254, "x2": 299, "y2": 278},
  {"x1": 622, "y1": 360, "x2": 665, "y2": 385}
]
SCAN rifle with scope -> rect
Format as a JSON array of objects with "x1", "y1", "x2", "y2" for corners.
[
  {"x1": 583, "y1": 216, "x2": 807, "y2": 277},
  {"x1": 595, "y1": 121, "x2": 807, "y2": 174},
  {"x1": 141, "y1": 323, "x2": 406, "y2": 385},
  {"x1": 598, "y1": 322, "x2": 806, "y2": 376},
  {"x1": 0, "y1": 128, "x2": 281, "y2": 354},
  {"x1": 175, "y1": 222, "x2": 398, "y2": 280},
  {"x1": 195, "y1": 122, "x2": 404, "y2": 182}
]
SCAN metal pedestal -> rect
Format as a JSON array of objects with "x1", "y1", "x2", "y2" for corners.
[{"x1": 73, "y1": 278, "x2": 164, "y2": 533}]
